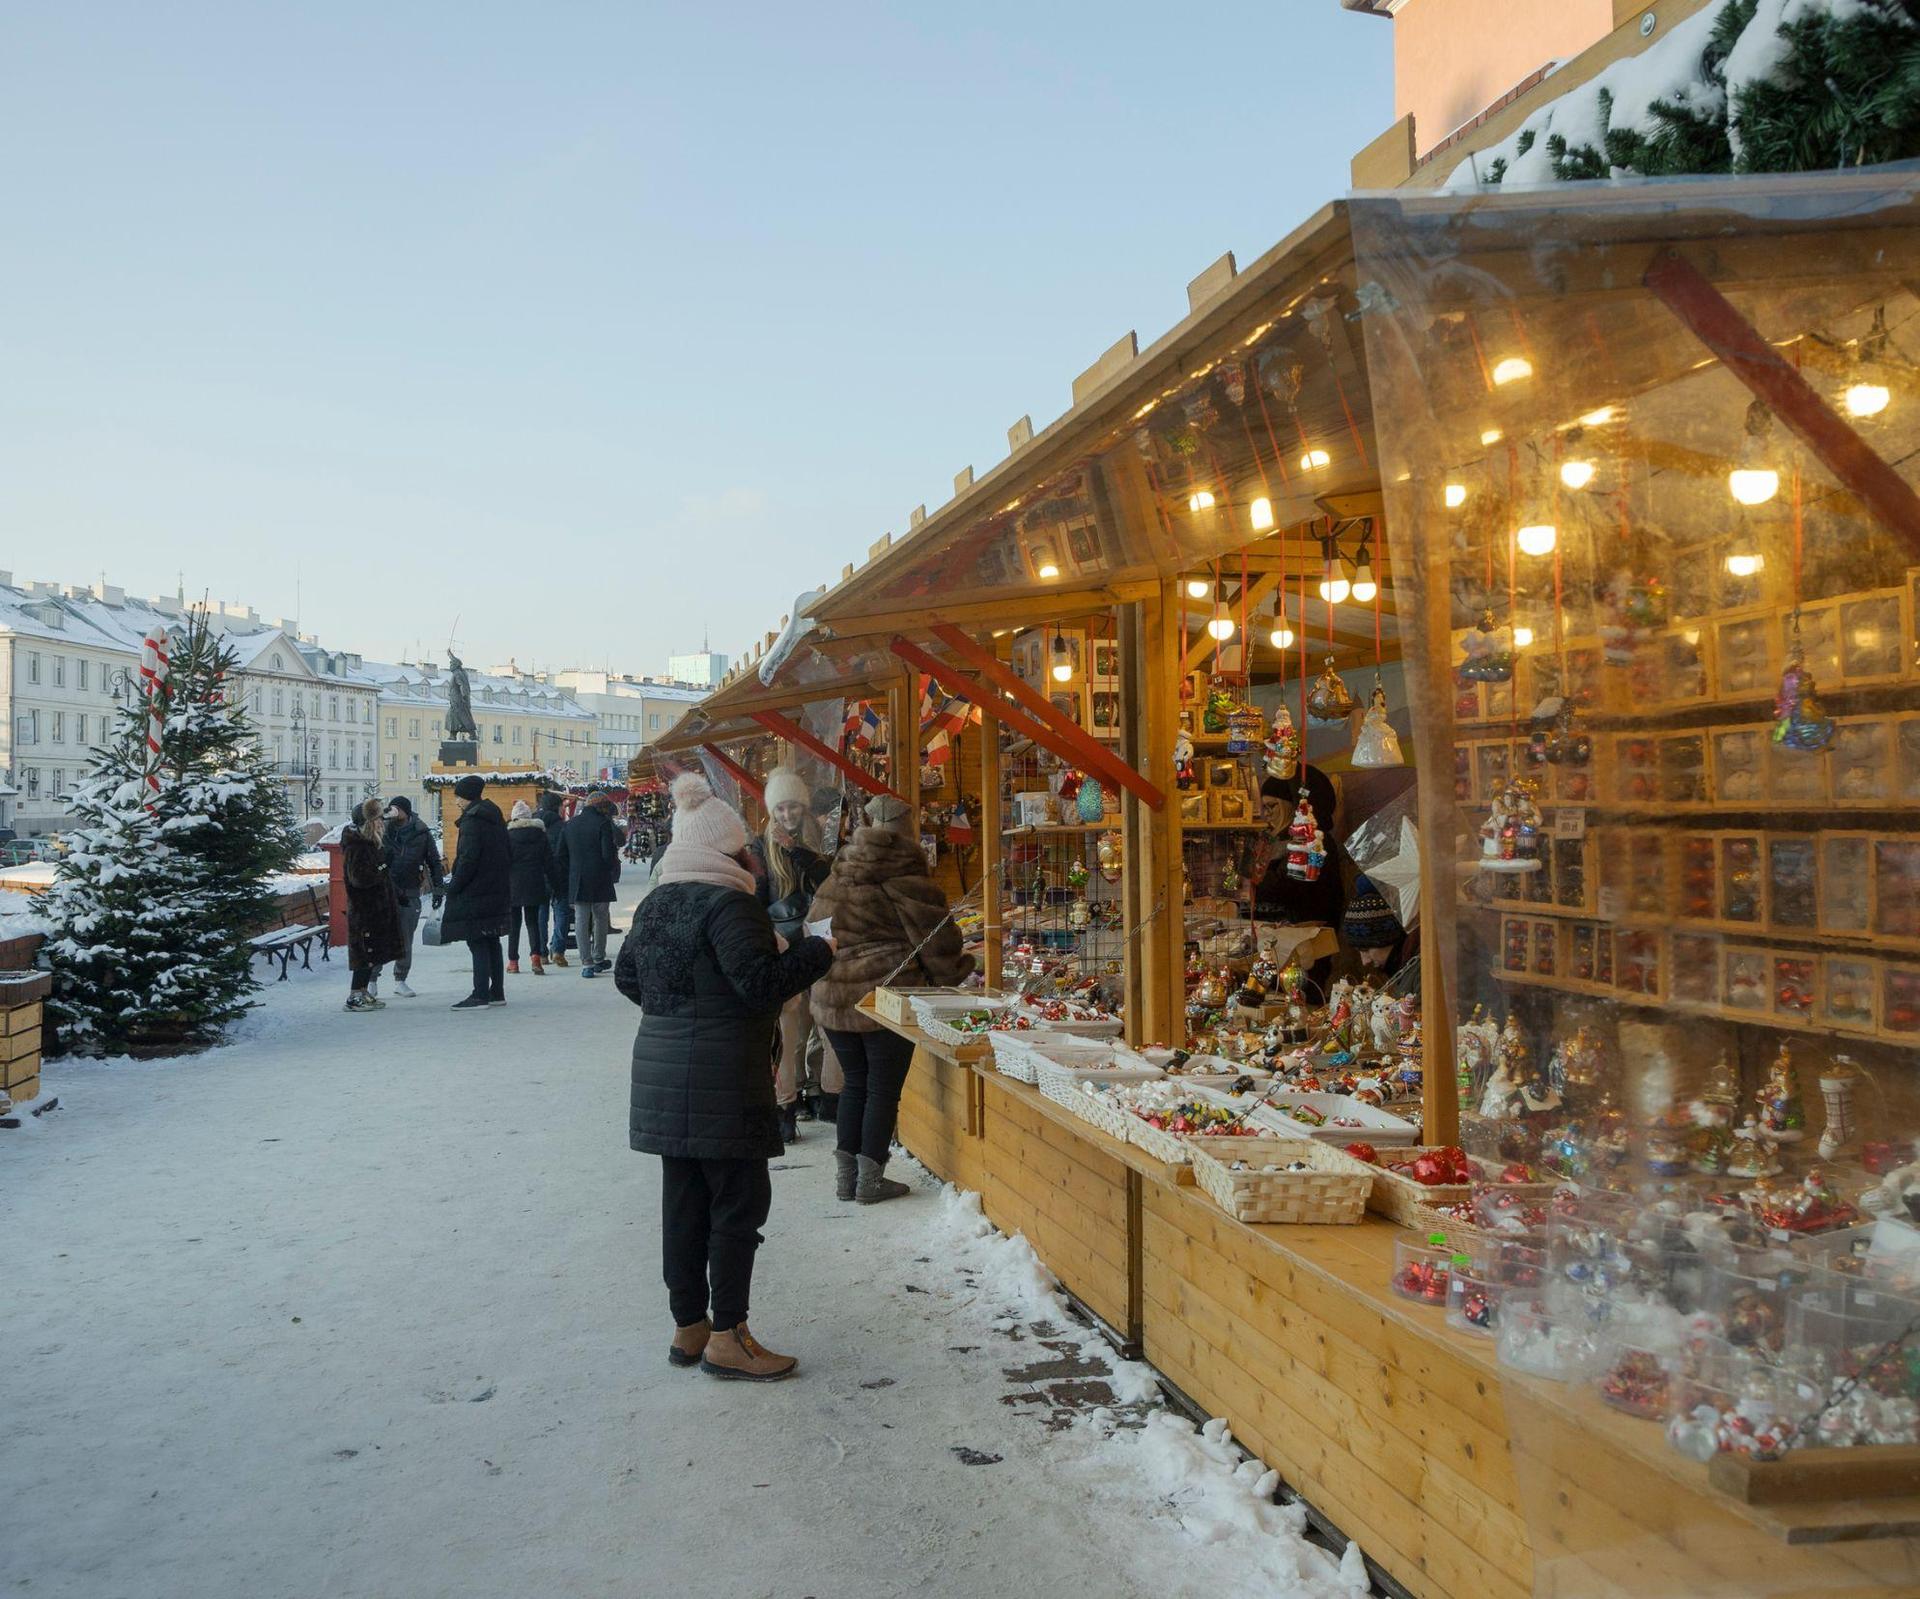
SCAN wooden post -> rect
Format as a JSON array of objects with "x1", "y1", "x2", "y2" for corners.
[
  {"x1": 1141, "y1": 579, "x2": 1187, "y2": 1045},
  {"x1": 1118, "y1": 603, "x2": 1148, "y2": 1043},
  {"x1": 1414, "y1": 526, "x2": 1460, "y2": 1147},
  {"x1": 979, "y1": 705, "x2": 1003, "y2": 993},
  {"x1": 892, "y1": 671, "x2": 920, "y2": 825}
]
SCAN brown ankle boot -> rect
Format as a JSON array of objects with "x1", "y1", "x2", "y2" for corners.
[
  {"x1": 531, "y1": 955, "x2": 545, "y2": 975},
  {"x1": 700, "y1": 1323, "x2": 797, "y2": 1382},
  {"x1": 668, "y1": 1317, "x2": 712, "y2": 1368},
  {"x1": 550, "y1": 951, "x2": 568, "y2": 968}
]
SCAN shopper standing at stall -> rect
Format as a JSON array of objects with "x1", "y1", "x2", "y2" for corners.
[
  {"x1": 750, "y1": 768, "x2": 837, "y2": 1144},
  {"x1": 614, "y1": 772, "x2": 834, "y2": 1381},
  {"x1": 810, "y1": 793, "x2": 973, "y2": 1204},
  {"x1": 442, "y1": 774, "x2": 512, "y2": 1010},
  {"x1": 505, "y1": 799, "x2": 552, "y2": 974},
  {"x1": 558, "y1": 788, "x2": 621, "y2": 977},
  {"x1": 536, "y1": 791, "x2": 571, "y2": 966},
  {"x1": 341, "y1": 798, "x2": 404, "y2": 1013}
]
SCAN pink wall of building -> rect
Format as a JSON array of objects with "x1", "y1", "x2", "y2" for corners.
[{"x1": 1393, "y1": 0, "x2": 1616, "y2": 155}]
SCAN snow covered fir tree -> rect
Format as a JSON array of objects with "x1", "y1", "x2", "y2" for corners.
[{"x1": 42, "y1": 611, "x2": 302, "y2": 1056}]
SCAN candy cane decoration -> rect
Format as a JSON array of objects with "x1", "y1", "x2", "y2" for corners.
[{"x1": 138, "y1": 628, "x2": 171, "y2": 800}]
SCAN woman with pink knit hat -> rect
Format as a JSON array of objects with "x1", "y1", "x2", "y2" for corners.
[{"x1": 613, "y1": 771, "x2": 835, "y2": 1381}]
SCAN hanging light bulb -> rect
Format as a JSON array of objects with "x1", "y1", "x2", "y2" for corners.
[
  {"x1": 1250, "y1": 496, "x2": 1275, "y2": 531},
  {"x1": 1185, "y1": 576, "x2": 1211, "y2": 600},
  {"x1": 1492, "y1": 356, "x2": 1533, "y2": 386},
  {"x1": 1728, "y1": 399, "x2": 1780, "y2": 506},
  {"x1": 1512, "y1": 625, "x2": 1535, "y2": 649},
  {"x1": 1319, "y1": 563, "x2": 1351, "y2": 606},
  {"x1": 1516, "y1": 523, "x2": 1557, "y2": 558},
  {"x1": 1299, "y1": 447, "x2": 1330, "y2": 471},
  {"x1": 1480, "y1": 427, "x2": 1504, "y2": 446},
  {"x1": 1188, "y1": 489, "x2": 1216, "y2": 512},
  {"x1": 1269, "y1": 621, "x2": 1295, "y2": 650},
  {"x1": 1050, "y1": 634, "x2": 1073, "y2": 682},
  {"x1": 1350, "y1": 536, "x2": 1378, "y2": 604},
  {"x1": 1841, "y1": 306, "x2": 1894, "y2": 419},
  {"x1": 1032, "y1": 544, "x2": 1060, "y2": 580},
  {"x1": 1206, "y1": 602, "x2": 1235, "y2": 642},
  {"x1": 1579, "y1": 405, "x2": 1618, "y2": 427},
  {"x1": 1444, "y1": 482, "x2": 1468, "y2": 509},
  {"x1": 1559, "y1": 458, "x2": 1595, "y2": 490},
  {"x1": 1725, "y1": 548, "x2": 1765, "y2": 579}
]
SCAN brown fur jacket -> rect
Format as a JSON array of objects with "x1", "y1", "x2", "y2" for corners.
[{"x1": 808, "y1": 824, "x2": 974, "y2": 1032}]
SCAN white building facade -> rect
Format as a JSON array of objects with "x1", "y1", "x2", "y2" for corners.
[{"x1": 536, "y1": 670, "x2": 705, "y2": 778}]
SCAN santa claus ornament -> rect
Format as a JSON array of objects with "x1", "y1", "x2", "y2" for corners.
[
  {"x1": 1264, "y1": 705, "x2": 1300, "y2": 780},
  {"x1": 1285, "y1": 793, "x2": 1326, "y2": 881}
]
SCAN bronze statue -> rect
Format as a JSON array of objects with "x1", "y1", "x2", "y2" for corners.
[{"x1": 445, "y1": 654, "x2": 477, "y2": 739}]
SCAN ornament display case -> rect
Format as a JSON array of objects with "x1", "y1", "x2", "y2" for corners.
[
  {"x1": 1712, "y1": 613, "x2": 1780, "y2": 700},
  {"x1": 1709, "y1": 724, "x2": 1767, "y2": 805}
]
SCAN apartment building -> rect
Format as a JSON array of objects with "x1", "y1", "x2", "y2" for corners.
[{"x1": 537, "y1": 669, "x2": 705, "y2": 777}]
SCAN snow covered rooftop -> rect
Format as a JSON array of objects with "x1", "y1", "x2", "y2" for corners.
[{"x1": 354, "y1": 659, "x2": 597, "y2": 720}]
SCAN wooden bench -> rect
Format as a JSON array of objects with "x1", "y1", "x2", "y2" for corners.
[{"x1": 249, "y1": 885, "x2": 332, "y2": 980}]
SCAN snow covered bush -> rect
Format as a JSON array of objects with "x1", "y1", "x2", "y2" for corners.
[
  {"x1": 43, "y1": 611, "x2": 301, "y2": 1055},
  {"x1": 1450, "y1": 0, "x2": 1920, "y2": 188}
]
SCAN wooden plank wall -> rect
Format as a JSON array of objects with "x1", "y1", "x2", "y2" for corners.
[{"x1": 895, "y1": 1048, "x2": 985, "y2": 1193}]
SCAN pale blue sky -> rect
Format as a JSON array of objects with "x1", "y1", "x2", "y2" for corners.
[{"x1": 4, "y1": 4, "x2": 1392, "y2": 673}]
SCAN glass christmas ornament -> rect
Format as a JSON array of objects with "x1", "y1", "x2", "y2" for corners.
[
  {"x1": 1598, "y1": 572, "x2": 1661, "y2": 666},
  {"x1": 1306, "y1": 656, "x2": 1354, "y2": 722},
  {"x1": 1066, "y1": 857, "x2": 1089, "y2": 891},
  {"x1": 1263, "y1": 705, "x2": 1299, "y2": 780},
  {"x1": 1477, "y1": 776, "x2": 1544, "y2": 873},
  {"x1": 1458, "y1": 610, "x2": 1515, "y2": 682},
  {"x1": 1819, "y1": 1060, "x2": 1857, "y2": 1162},
  {"x1": 1220, "y1": 856, "x2": 1240, "y2": 895},
  {"x1": 1203, "y1": 676, "x2": 1235, "y2": 733},
  {"x1": 1284, "y1": 793, "x2": 1326, "y2": 882},
  {"x1": 1069, "y1": 896, "x2": 1091, "y2": 930},
  {"x1": 1225, "y1": 703, "x2": 1263, "y2": 756},
  {"x1": 1755, "y1": 1041, "x2": 1807, "y2": 1143},
  {"x1": 1350, "y1": 678, "x2": 1402, "y2": 768},
  {"x1": 1173, "y1": 728, "x2": 1196, "y2": 788},
  {"x1": 1076, "y1": 777, "x2": 1107, "y2": 824},
  {"x1": 1772, "y1": 611, "x2": 1835, "y2": 752},
  {"x1": 1097, "y1": 830, "x2": 1124, "y2": 883}
]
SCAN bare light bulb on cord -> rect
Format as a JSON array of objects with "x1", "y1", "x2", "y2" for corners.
[
  {"x1": 1250, "y1": 496, "x2": 1275, "y2": 531},
  {"x1": 1051, "y1": 635, "x2": 1073, "y2": 682},
  {"x1": 1841, "y1": 306, "x2": 1894, "y2": 419},
  {"x1": 1728, "y1": 399, "x2": 1780, "y2": 506},
  {"x1": 1444, "y1": 482, "x2": 1468, "y2": 509},
  {"x1": 1185, "y1": 576, "x2": 1211, "y2": 600},
  {"x1": 1206, "y1": 603, "x2": 1235, "y2": 642},
  {"x1": 1559, "y1": 459, "x2": 1595, "y2": 490},
  {"x1": 1516, "y1": 523, "x2": 1557, "y2": 558},
  {"x1": 1269, "y1": 621, "x2": 1295, "y2": 650}
]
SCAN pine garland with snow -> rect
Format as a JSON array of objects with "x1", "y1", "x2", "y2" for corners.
[
  {"x1": 1453, "y1": 0, "x2": 1920, "y2": 188},
  {"x1": 43, "y1": 612, "x2": 302, "y2": 1055}
]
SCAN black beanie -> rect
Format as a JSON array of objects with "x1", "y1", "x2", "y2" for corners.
[
  {"x1": 386, "y1": 796, "x2": 413, "y2": 817},
  {"x1": 453, "y1": 775, "x2": 485, "y2": 801}
]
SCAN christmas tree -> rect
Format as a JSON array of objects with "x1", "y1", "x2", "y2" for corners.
[{"x1": 43, "y1": 610, "x2": 301, "y2": 1055}]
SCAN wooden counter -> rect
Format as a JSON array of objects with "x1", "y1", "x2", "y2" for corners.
[{"x1": 884, "y1": 1013, "x2": 1920, "y2": 1599}]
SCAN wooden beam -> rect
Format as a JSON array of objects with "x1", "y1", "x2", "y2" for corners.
[
  {"x1": 1119, "y1": 601, "x2": 1148, "y2": 1045},
  {"x1": 979, "y1": 706, "x2": 1004, "y2": 992},
  {"x1": 701, "y1": 743, "x2": 765, "y2": 803},
  {"x1": 894, "y1": 668, "x2": 921, "y2": 823},
  {"x1": 819, "y1": 583, "x2": 1159, "y2": 643},
  {"x1": 1181, "y1": 570, "x2": 1283, "y2": 676},
  {"x1": 1142, "y1": 580, "x2": 1187, "y2": 1044},
  {"x1": 747, "y1": 710, "x2": 902, "y2": 801},
  {"x1": 1643, "y1": 247, "x2": 1920, "y2": 560},
  {"x1": 926, "y1": 624, "x2": 1166, "y2": 812}
]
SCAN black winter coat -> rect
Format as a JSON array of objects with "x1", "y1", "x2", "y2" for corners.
[
  {"x1": 537, "y1": 797, "x2": 569, "y2": 897},
  {"x1": 384, "y1": 815, "x2": 445, "y2": 903},
  {"x1": 341, "y1": 823, "x2": 404, "y2": 968},
  {"x1": 506, "y1": 815, "x2": 553, "y2": 907},
  {"x1": 615, "y1": 880, "x2": 834, "y2": 1160},
  {"x1": 558, "y1": 804, "x2": 620, "y2": 904},
  {"x1": 441, "y1": 797, "x2": 512, "y2": 941}
]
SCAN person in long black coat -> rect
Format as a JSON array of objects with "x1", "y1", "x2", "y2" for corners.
[
  {"x1": 557, "y1": 791, "x2": 621, "y2": 976},
  {"x1": 614, "y1": 772, "x2": 833, "y2": 1382},
  {"x1": 442, "y1": 775, "x2": 512, "y2": 1010},
  {"x1": 340, "y1": 798, "x2": 404, "y2": 1012},
  {"x1": 536, "y1": 792, "x2": 573, "y2": 967},
  {"x1": 504, "y1": 800, "x2": 553, "y2": 974}
]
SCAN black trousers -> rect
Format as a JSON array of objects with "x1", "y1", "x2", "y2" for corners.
[
  {"x1": 659, "y1": 1155, "x2": 772, "y2": 1332},
  {"x1": 349, "y1": 962, "x2": 373, "y2": 991},
  {"x1": 823, "y1": 1026, "x2": 916, "y2": 1162},
  {"x1": 466, "y1": 936, "x2": 504, "y2": 1000},
  {"x1": 506, "y1": 905, "x2": 542, "y2": 961}
]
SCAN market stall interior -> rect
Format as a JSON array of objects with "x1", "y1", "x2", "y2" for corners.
[{"x1": 633, "y1": 168, "x2": 1920, "y2": 1599}]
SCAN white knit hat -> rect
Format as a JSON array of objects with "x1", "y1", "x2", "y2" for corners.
[
  {"x1": 671, "y1": 772, "x2": 748, "y2": 855},
  {"x1": 763, "y1": 767, "x2": 810, "y2": 812}
]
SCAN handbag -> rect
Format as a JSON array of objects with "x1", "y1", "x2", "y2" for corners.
[
  {"x1": 765, "y1": 890, "x2": 809, "y2": 945},
  {"x1": 419, "y1": 905, "x2": 446, "y2": 947}
]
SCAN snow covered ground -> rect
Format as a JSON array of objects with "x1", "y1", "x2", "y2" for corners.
[{"x1": 4, "y1": 886, "x2": 1372, "y2": 1599}]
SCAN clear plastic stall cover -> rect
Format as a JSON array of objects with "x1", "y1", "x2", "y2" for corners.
[{"x1": 1354, "y1": 170, "x2": 1920, "y2": 1596}]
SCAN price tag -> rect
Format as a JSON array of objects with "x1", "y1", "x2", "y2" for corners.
[
  {"x1": 1554, "y1": 808, "x2": 1587, "y2": 840},
  {"x1": 1596, "y1": 887, "x2": 1626, "y2": 923}
]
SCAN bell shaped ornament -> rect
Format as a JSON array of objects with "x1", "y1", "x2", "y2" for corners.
[
  {"x1": 1305, "y1": 656, "x2": 1354, "y2": 722},
  {"x1": 1350, "y1": 679, "x2": 1402, "y2": 768}
]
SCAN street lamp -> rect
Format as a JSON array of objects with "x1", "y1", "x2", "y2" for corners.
[{"x1": 289, "y1": 703, "x2": 323, "y2": 815}]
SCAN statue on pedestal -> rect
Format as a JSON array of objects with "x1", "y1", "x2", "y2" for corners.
[{"x1": 446, "y1": 654, "x2": 478, "y2": 739}]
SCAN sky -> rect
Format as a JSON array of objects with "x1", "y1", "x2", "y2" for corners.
[{"x1": 3, "y1": 4, "x2": 1393, "y2": 676}]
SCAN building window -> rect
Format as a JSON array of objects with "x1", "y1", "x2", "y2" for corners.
[
  {"x1": 50, "y1": 712, "x2": 64, "y2": 744},
  {"x1": 329, "y1": 738, "x2": 340, "y2": 767},
  {"x1": 74, "y1": 713, "x2": 86, "y2": 746},
  {"x1": 408, "y1": 754, "x2": 420, "y2": 778},
  {"x1": 311, "y1": 692, "x2": 320, "y2": 717},
  {"x1": 77, "y1": 658, "x2": 89, "y2": 691},
  {"x1": 273, "y1": 688, "x2": 284, "y2": 716},
  {"x1": 492, "y1": 724, "x2": 503, "y2": 744},
  {"x1": 386, "y1": 753, "x2": 396, "y2": 777},
  {"x1": 26, "y1": 652, "x2": 39, "y2": 685},
  {"x1": 329, "y1": 786, "x2": 340, "y2": 813},
  {"x1": 328, "y1": 694, "x2": 339, "y2": 721},
  {"x1": 363, "y1": 702, "x2": 372, "y2": 724},
  {"x1": 50, "y1": 769, "x2": 64, "y2": 798},
  {"x1": 511, "y1": 725, "x2": 522, "y2": 746},
  {"x1": 18, "y1": 711, "x2": 38, "y2": 745},
  {"x1": 52, "y1": 656, "x2": 64, "y2": 688},
  {"x1": 385, "y1": 717, "x2": 397, "y2": 739},
  {"x1": 23, "y1": 768, "x2": 38, "y2": 799},
  {"x1": 362, "y1": 737, "x2": 371, "y2": 768},
  {"x1": 272, "y1": 652, "x2": 284, "y2": 671},
  {"x1": 650, "y1": 713, "x2": 661, "y2": 731},
  {"x1": 408, "y1": 718, "x2": 420, "y2": 740}
]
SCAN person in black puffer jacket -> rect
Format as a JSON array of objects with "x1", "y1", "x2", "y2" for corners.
[
  {"x1": 442, "y1": 775, "x2": 512, "y2": 1010},
  {"x1": 557, "y1": 790, "x2": 622, "y2": 976},
  {"x1": 381, "y1": 796, "x2": 444, "y2": 996},
  {"x1": 614, "y1": 772, "x2": 833, "y2": 1383},
  {"x1": 505, "y1": 800, "x2": 553, "y2": 975},
  {"x1": 537, "y1": 792, "x2": 573, "y2": 967}
]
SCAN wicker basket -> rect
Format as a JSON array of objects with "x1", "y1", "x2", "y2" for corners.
[
  {"x1": 1035, "y1": 1055, "x2": 1163, "y2": 1111},
  {"x1": 1362, "y1": 1150, "x2": 1474, "y2": 1227},
  {"x1": 989, "y1": 1029, "x2": 1110, "y2": 1085},
  {"x1": 1186, "y1": 1136, "x2": 1374, "y2": 1225},
  {"x1": 1068, "y1": 1084, "x2": 1141, "y2": 1145},
  {"x1": 876, "y1": 986, "x2": 977, "y2": 1025}
]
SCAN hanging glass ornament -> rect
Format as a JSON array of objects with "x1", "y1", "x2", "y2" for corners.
[
  {"x1": 1057, "y1": 767, "x2": 1084, "y2": 802},
  {"x1": 1220, "y1": 856, "x2": 1241, "y2": 895},
  {"x1": 1173, "y1": 728, "x2": 1196, "y2": 788},
  {"x1": 1350, "y1": 678, "x2": 1403, "y2": 768},
  {"x1": 1069, "y1": 896, "x2": 1091, "y2": 930},
  {"x1": 1203, "y1": 675, "x2": 1235, "y2": 733},
  {"x1": 1066, "y1": 856, "x2": 1089, "y2": 892},
  {"x1": 1477, "y1": 776, "x2": 1544, "y2": 873},
  {"x1": 1097, "y1": 830, "x2": 1124, "y2": 882},
  {"x1": 1306, "y1": 656, "x2": 1355, "y2": 722},
  {"x1": 1076, "y1": 778, "x2": 1107, "y2": 824},
  {"x1": 1772, "y1": 609, "x2": 1835, "y2": 752},
  {"x1": 1225, "y1": 702, "x2": 1263, "y2": 756},
  {"x1": 1264, "y1": 705, "x2": 1299, "y2": 781},
  {"x1": 1219, "y1": 360, "x2": 1247, "y2": 407},
  {"x1": 1598, "y1": 571, "x2": 1661, "y2": 666},
  {"x1": 1459, "y1": 609, "x2": 1515, "y2": 683},
  {"x1": 1285, "y1": 793, "x2": 1326, "y2": 881}
]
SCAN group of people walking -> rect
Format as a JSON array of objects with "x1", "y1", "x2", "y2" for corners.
[
  {"x1": 615, "y1": 770, "x2": 970, "y2": 1382},
  {"x1": 337, "y1": 777, "x2": 628, "y2": 1012}
]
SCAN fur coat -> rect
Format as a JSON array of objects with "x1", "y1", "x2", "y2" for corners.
[{"x1": 807, "y1": 824, "x2": 973, "y2": 1032}]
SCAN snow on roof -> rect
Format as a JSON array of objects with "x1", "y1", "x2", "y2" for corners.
[{"x1": 355, "y1": 659, "x2": 597, "y2": 720}]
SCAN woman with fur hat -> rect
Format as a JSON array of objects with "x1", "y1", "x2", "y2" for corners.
[
  {"x1": 613, "y1": 772, "x2": 835, "y2": 1381},
  {"x1": 505, "y1": 799, "x2": 553, "y2": 975},
  {"x1": 809, "y1": 793, "x2": 973, "y2": 1203},
  {"x1": 749, "y1": 767, "x2": 836, "y2": 1143}
]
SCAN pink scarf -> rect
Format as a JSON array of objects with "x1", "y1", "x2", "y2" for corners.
[{"x1": 654, "y1": 840, "x2": 755, "y2": 894}]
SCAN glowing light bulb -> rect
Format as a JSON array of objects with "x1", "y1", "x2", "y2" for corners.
[
  {"x1": 1492, "y1": 357, "x2": 1533, "y2": 386},
  {"x1": 1480, "y1": 428, "x2": 1503, "y2": 446},
  {"x1": 1250, "y1": 496, "x2": 1274, "y2": 531},
  {"x1": 1728, "y1": 468, "x2": 1779, "y2": 507},
  {"x1": 1724, "y1": 551, "x2": 1765, "y2": 579},
  {"x1": 1299, "y1": 448, "x2": 1330, "y2": 471},
  {"x1": 1443, "y1": 482, "x2": 1467, "y2": 509},
  {"x1": 1512, "y1": 626, "x2": 1534, "y2": 649},
  {"x1": 1051, "y1": 658, "x2": 1074, "y2": 682},
  {"x1": 1559, "y1": 459, "x2": 1595, "y2": 490},
  {"x1": 1206, "y1": 607, "x2": 1235, "y2": 642},
  {"x1": 1037, "y1": 560, "x2": 1059, "y2": 579},
  {"x1": 1516, "y1": 523, "x2": 1558, "y2": 558},
  {"x1": 1351, "y1": 561, "x2": 1378, "y2": 604},
  {"x1": 1318, "y1": 573, "x2": 1351, "y2": 605},
  {"x1": 1579, "y1": 406, "x2": 1617, "y2": 427},
  {"x1": 1185, "y1": 577, "x2": 1211, "y2": 601},
  {"x1": 1032, "y1": 545, "x2": 1060, "y2": 579},
  {"x1": 1188, "y1": 489, "x2": 1216, "y2": 512},
  {"x1": 1269, "y1": 624, "x2": 1295, "y2": 650},
  {"x1": 1845, "y1": 383, "x2": 1891, "y2": 419}
]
